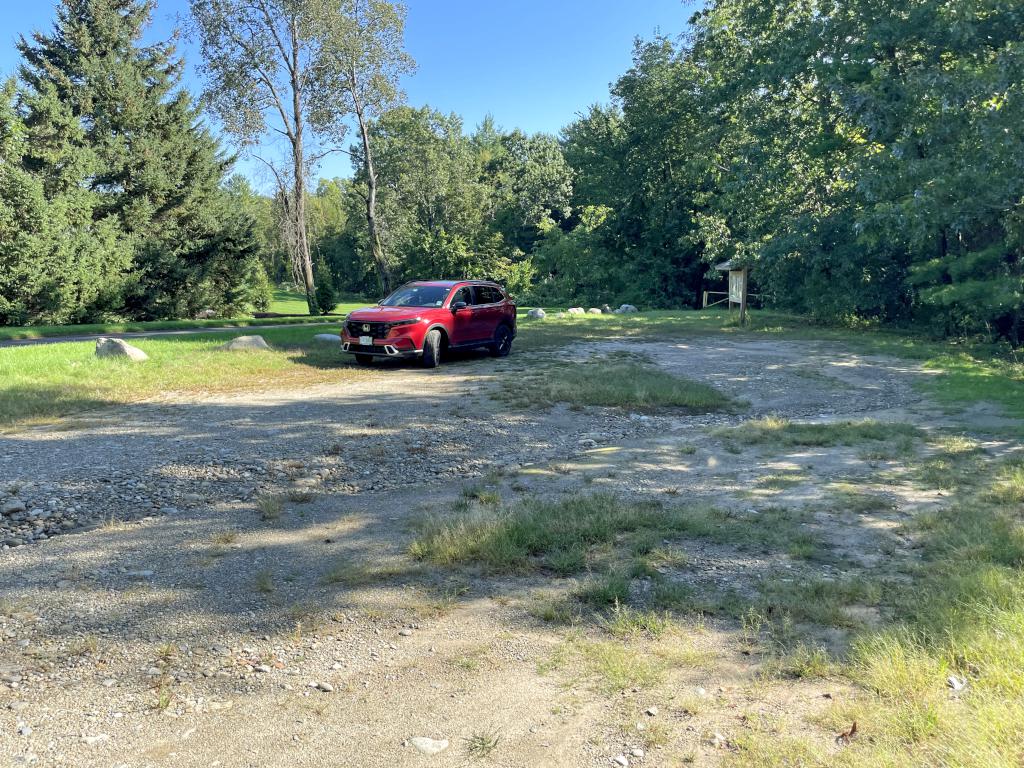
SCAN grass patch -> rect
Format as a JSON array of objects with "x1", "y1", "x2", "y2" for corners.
[
  {"x1": 576, "y1": 570, "x2": 632, "y2": 607},
  {"x1": 755, "y1": 473, "x2": 807, "y2": 490},
  {"x1": 829, "y1": 483, "x2": 895, "y2": 514},
  {"x1": 463, "y1": 730, "x2": 501, "y2": 759},
  {"x1": 602, "y1": 603, "x2": 672, "y2": 639},
  {"x1": 256, "y1": 494, "x2": 283, "y2": 522},
  {"x1": 496, "y1": 353, "x2": 734, "y2": 412},
  {"x1": 0, "y1": 325, "x2": 371, "y2": 428},
  {"x1": 719, "y1": 417, "x2": 922, "y2": 449},
  {"x1": 729, "y1": 443, "x2": 1024, "y2": 766},
  {"x1": 254, "y1": 570, "x2": 275, "y2": 594},
  {"x1": 410, "y1": 494, "x2": 829, "y2": 577},
  {"x1": 542, "y1": 634, "x2": 666, "y2": 694},
  {"x1": 322, "y1": 559, "x2": 416, "y2": 587}
]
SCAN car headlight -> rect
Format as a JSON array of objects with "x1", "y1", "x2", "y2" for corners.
[{"x1": 390, "y1": 318, "x2": 422, "y2": 327}]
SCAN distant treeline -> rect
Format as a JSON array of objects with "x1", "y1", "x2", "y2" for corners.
[{"x1": 2, "y1": 0, "x2": 1022, "y2": 343}]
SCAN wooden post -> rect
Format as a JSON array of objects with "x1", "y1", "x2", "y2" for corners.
[
  {"x1": 739, "y1": 267, "x2": 749, "y2": 326},
  {"x1": 702, "y1": 290, "x2": 708, "y2": 309}
]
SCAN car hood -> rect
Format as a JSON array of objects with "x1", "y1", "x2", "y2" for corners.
[{"x1": 345, "y1": 306, "x2": 431, "y2": 322}]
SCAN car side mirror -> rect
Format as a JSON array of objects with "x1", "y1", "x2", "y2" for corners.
[{"x1": 451, "y1": 301, "x2": 468, "y2": 312}]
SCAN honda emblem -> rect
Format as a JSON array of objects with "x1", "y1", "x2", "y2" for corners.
[{"x1": 362, "y1": 324, "x2": 370, "y2": 332}]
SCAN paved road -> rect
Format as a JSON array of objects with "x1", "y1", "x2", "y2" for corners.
[{"x1": 0, "y1": 321, "x2": 341, "y2": 348}]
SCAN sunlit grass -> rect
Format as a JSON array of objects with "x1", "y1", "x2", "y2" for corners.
[
  {"x1": 497, "y1": 353, "x2": 734, "y2": 412},
  {"x1": 0, "y1": 325, "x2": 368, "y2": 427},
  {"x1": 718, "y1": 417, "x2": 923, "y2": 449}
]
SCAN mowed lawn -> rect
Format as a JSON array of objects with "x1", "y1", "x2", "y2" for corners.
[
  {"x1": 0, "y1": 289, "x2": 371, "y2": 342},
  {"x1": 0, "y1": 326, "x2": 364, "y2": 427}
]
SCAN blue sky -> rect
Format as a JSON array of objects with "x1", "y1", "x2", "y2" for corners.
[{"x1": 0, "y1": 0, "x2": 697, "y2": 184}]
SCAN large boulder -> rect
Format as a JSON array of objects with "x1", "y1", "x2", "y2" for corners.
[
  {"x1": 614, "y1": 304, "x2": 638, "y2": 314},
  {"x1": 195, "y1": 309, "x2": 217, "y2": 320},
  {"x1": 95, "y1": 337, "x2": 148, "y2": 362},
  {"x1": 567, "y1": 307, "x2": 585, "y2": 315},
  {"x1": 313, "y1": 333, "x2": 341, "y2": 344},
  {"x1": 587, "y1": 308, "x2": 602, "y2": 315},
  {"x1": 219, "y1": 335, "x2": 271, "y2": 352},
  {"x1": 526, "y1": 308, "x2": 546, "y2": 320},
  {"x1": 601, "y1": 304, "x2": 613, "y2": 314}
]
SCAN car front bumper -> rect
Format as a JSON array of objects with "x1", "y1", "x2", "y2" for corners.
[{"x1": 342, "y1": 341, "x2": 421, "y2": 358}]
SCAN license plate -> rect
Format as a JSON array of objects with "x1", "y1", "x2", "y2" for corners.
[{"x1": 359, "y1": 335, "x2": 373, "y2": 346}]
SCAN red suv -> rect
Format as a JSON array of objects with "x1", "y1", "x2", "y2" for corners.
[{"x1": 341, "y1": 280, "x2": 517, "y2": 368}]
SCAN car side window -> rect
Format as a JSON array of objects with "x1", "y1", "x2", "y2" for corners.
[
  {"x1": 476, "y1": 286, "x2": 500, "y2": 305},
  {"x1": 451, "y1": 287, "x2": 473, "y2": 306}
]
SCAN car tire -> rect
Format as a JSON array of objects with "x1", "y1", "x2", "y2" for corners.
[
  {"x1": 355, "y1": 354, "x2": 374, "y2": 366},
  {"x1": 491, "y1": 325, "x2": 513, "y2": 357},
  {"x1": 422, "y1": 330, "x2": 442, "y2": 368}
]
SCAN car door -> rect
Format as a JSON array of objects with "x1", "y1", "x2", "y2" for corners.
[
  {"x1": 473, "y1": 285, "x2": 503, "y2": 340},
  {"x1": 447, "y1": 286, "x2": 477, "y2": 345}
]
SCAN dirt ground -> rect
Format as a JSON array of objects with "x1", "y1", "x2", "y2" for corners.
[{"x1": 0, "y1": 336, "x2": 998, "y2": 767}]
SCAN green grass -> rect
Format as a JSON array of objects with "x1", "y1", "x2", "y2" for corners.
[
  {"x1": 542, "y1": 633, "x2": 666, "y2": 693},
  {"x1": 725, "y1": 451, "x2": 1024, "y2": 767},
  {"x1": 496, "y1": 353, "x2": 734, "y2": 412},
  {"x1": 410, "y1": 494, "x2": 829, "y2": 579},
  {"x1": 0, "y1": 325, "x2": 371, "y2": 428},
  {"x1": 0, "y1": 292, "x2": 371, "y2": 342},
  {"x1": 718, "y1": 416, "x2": 923, "y2": 449}
]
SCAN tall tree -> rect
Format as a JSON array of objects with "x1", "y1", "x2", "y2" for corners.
[
  {"x1": 329, "y1": 0, "x2": 415, "y2": 294},
  {"x1": 16, "y1": 0, "x2": 258, "y2": 320},
  {"x1": 191, "y1": 0, "x2": 338, "y2": 314},
  {"x1": 0, "y1": 76, "x2": 131, "y2": 324}
]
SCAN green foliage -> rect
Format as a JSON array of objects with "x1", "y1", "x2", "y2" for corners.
[{"x1": 1, "y1": 0, "x2": 260, "y2": 324}]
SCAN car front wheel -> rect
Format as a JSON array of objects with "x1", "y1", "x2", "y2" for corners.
[
  {"x1": 422, "y1": 329, "x2": 442, "y2": 368},
  {"x1": 491, "y1": 325, "x2": 513, "y2": 357}
]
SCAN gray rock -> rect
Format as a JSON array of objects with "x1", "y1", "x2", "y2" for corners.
[
  {"x1": 313, "y1": 334, "x2": 340, "y2": 344},
  {"x1": 218, "y1": 335, "x2": 271, "y2": 352},
  {"x1": 2, "y1": 499, "x2": 26, "y2": 515},
  {"x1": 567, "y1": 307, "x2": 585, "y2": 315},
  {"x1": 95, "y1": 338, "x2": 149, "y2": 362},
  {"x1": 602, "y1": 304, "x2": 613, "y2": 313},
  {"x1": 316, "y1": 681, "x2": 334, "y2": 692},
  {"x1": 587, "y1": 308, "x2": 602, "y2": 314},
  {"x1": 614, "y1": 304, "x2": 638, "y2": 314},
  {"x1": 195, "y1": 309, "x2": 217, "y2": 320},
  {"x1": 612, "y1": 756, "x2": 629, "y2": 767},
  {"x1": 526, "y1": 308, "x2": 546, "y2": 320},
  {"x1": 411, "y1": 737, "x2": 449, "y2": 755},
  {"x1": 398, "y1": 629, "x2": 413, "y2": 637}
]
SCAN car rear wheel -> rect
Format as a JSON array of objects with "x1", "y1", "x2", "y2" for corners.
[
  {"x1": 491, "y1": 325, "x2": 513, "y2": 357},
  {"x1": 355, "y1": 354, "x2": 374, "y2": 366},
  {"x1": 422, "y1": 329, "x2": 442, "y2": 368}
]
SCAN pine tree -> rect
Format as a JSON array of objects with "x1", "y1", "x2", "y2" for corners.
[
  {"x1": 0, "y1": 77, "x2": 131, "y2": 324},
  {"x1": 16, "y1": 0, "x2": 259, "y2": 320}
]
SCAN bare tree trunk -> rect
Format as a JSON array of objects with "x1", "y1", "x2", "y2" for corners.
[
  {"x1": 290, "y1": 26, "x2": 317, "y2": 315},
  {"x1": 355, "y1": 100, "x2": 391, "y2": 295}
]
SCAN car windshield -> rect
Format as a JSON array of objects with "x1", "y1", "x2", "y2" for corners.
[{"x1": 379, "y1": 285, "x2": 451, "y2": 308}]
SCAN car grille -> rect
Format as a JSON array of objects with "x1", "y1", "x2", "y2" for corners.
[{"x1": 346, "y1": 321, "x2": 390, "y2": 338}]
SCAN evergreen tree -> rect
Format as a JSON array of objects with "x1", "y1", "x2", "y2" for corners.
[
  {"x1": 0, "y1": 77, "x2": 130, "y2": 324},
  {"x1": 16, "y1": 0, "x2": 260, "y2": 320}
]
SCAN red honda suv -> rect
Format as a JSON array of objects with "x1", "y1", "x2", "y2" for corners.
[{"x1": 341, "y1": 280, "x2": 517, "y2": 368}]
